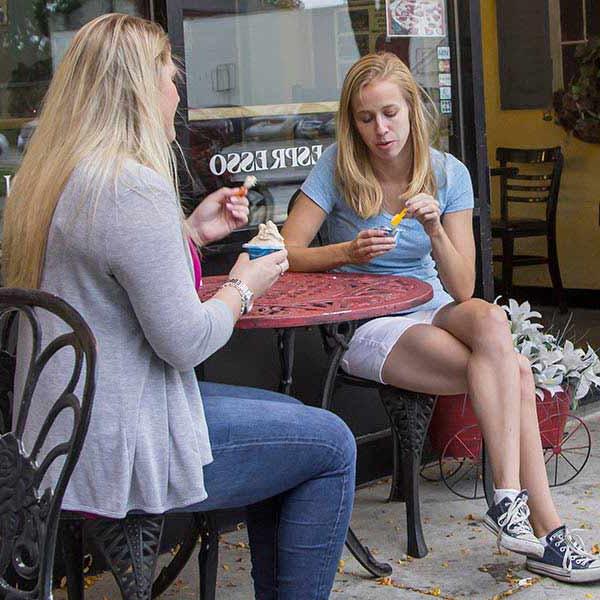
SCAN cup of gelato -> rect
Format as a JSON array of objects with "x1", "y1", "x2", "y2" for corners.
[
  {"x1": 243, "y1": 220, "x2": 285, "y2": 259},
  {"x1": 374, "y1": 225, "x2": 400, "y2": 243}
]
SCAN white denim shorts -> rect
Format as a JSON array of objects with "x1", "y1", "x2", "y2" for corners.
[{"x1": 340, "y1": 304, "x2": 448, "y2": 384}]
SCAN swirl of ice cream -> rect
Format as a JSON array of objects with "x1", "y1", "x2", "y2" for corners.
[
  {"x1": 243, "y1": 175, "x2": 257, "y2": 190},
  {"x1": 246, "y1": 221, "x2": 285, "y2": 248}
]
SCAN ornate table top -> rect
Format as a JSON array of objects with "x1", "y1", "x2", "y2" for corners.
[{"x1": 199, "y1": 272, "x2": 433, "y2": 329}]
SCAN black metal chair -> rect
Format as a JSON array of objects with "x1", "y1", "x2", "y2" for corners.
[
  {"x1": 286, "y1": 190, "x2": 442, "y2": 558},
  {"x1": 0, "y1": 288, "x2": 96, "y2": 600},
  {"x1": 0, "y1": 289, "x2": 220, "y2": 600},
  {"x1": 491, "y1": 146, "x2": 566, "y2": 312}
]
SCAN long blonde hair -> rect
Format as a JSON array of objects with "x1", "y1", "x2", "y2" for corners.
[
  {"x1": 2, "y1": 13, "x2": 177, "y2": 288},
  {"x1": 336, "y1": 52, "x2": 438, "y2": 219}
]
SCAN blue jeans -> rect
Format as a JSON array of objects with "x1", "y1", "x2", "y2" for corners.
[{"x1": 183, "y1": 382, "x2": 356, "y2": 600}]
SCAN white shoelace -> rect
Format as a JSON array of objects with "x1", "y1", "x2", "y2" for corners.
[
  {"x1": 497, "y1": 495, "x2": 535, "y2": 539},
  {"x1": 552, "y1": 529, "x2": 600, "y2": 570}
]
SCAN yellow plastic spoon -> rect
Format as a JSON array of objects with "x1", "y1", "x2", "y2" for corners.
[{"x1": 390, "y1": 207, "x2": 407, "y2": 228}]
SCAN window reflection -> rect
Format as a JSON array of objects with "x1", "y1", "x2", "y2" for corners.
[
  {"x1": 0, "y1": 1, "x2": 146, "y2": 204},
  {"x1": 181, "y1": 0, "x2": 453, "y2": 229}
]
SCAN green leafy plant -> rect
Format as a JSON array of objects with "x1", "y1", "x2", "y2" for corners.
[
  {"x1": 497, "y1": 298, "x2": 600, "y2": 407},
  {"x1": 553, "y1": 37, "x2": 600, "y2": 143}
]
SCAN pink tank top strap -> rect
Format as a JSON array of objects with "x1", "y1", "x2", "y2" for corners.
[{"x1": 188, "y1": 238, "x2": 203, "y2": 291}]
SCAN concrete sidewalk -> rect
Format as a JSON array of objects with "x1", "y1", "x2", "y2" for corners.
[{"x1": 63, "y1": 411, "x2": 600, "y2": 600}]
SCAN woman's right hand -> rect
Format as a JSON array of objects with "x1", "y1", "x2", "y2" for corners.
[
  {"x1": 228, "y1": 249, "x2": 289, "y2": 298},
  {"x1": 345, "y1": 229, "x2": 396, "y2": 265}
]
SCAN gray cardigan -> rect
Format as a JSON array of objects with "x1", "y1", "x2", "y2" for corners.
[{"x1": 15, "y1": 161, "x2": 234, "y2": 518}]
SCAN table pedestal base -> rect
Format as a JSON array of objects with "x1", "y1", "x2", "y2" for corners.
[{"x1": 346, "y1": 527, "x2": 393, "y2": 577}]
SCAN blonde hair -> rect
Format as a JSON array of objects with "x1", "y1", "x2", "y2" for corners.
[
  {"x1": 2, "y1": 13, "x2": 177, "y2": 288},
  {"x1": 336, "y1": 52, "x2": 438, "y2": 219}
]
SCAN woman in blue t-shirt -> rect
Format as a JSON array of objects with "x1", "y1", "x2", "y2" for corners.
[{"x1": 282, "y1": 52, "x2": 600, "y2": 583}]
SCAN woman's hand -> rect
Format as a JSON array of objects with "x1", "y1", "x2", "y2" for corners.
[
  {"x1": 228, "y1": 249, "x2": 289, "y2": 299},
  {"x1": 187, "y1": 187, "x2": 250, "y2": 246},
  {"x1": 405, "y1": 193, "x2": 443, "y2": 238},
  {"x1": 346, "y1": 229, "x2": 396, "y2": 264}
]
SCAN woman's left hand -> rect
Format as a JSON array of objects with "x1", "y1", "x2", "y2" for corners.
[
  {"x1": 405, "y1": 193, "x2": 443, "y2": 238},
  {"x1": 187, "y1": 186, "x2": 250, "y2": 246}
]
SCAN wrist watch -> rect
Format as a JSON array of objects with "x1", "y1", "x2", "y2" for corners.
[{"x1": 222, "y1": 278, "x2": 254, "y2": 315}]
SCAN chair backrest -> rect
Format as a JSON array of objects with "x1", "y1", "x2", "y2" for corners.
[
  {"x1": 0, "y1": 288, "x2": 96, "y2": 600},
  {"x1": 287, "y1": 189, "x2": 330, "y2": 246},
  {"x1": 495, "y1": 146, "x2": 564, "y2": 222}
]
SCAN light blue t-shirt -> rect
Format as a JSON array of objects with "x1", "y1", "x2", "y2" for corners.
[{"x1": 301, "y1": 143, "x2": 474, "y2": 312}]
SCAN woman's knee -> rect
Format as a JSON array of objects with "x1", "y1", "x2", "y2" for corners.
[
  {"x1": 312, "y1": 409, "x2": 357, "y2": 471},
  {"x1": 466, "y1": 300, "x2": 513, "y2": 354}
]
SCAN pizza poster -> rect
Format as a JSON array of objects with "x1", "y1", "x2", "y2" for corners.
[{"x1": 386, "y1": 0, "x2": 446, "y2": 38}]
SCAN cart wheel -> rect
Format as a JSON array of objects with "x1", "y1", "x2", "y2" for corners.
[
  {"x1": 539, "y1": 413, "x2": 591, "y2": 487},
  {"x1": 439, "y1": 424, "x2": 485, "y2": 500}
]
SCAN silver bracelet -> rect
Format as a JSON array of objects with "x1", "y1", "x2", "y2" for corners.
[{"x1": 221, "y1": 278, "x2": 254, "y2": 315}]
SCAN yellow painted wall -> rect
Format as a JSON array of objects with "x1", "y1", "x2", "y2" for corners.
[{"x1": 481, "y1": 0, "x2": 600, "y2": 290}]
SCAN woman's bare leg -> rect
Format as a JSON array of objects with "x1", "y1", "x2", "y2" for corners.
[
  {"x1": 382, "y1": 300, "x2": 521, "y2": 489},
  {"x1": 381, "y1": 299, "x2": 563, "y2": 540},
  {"x1": 515, "y1": 354, "x2": 562, "y2": 536}
]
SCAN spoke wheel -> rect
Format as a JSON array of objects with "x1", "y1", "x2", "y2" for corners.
[
  {"x1": 439, "y1": 424, "x2": 485, "y2": 500},
  {"x1": 539, "y1": 413, "x2": 591, "y2": 487}
]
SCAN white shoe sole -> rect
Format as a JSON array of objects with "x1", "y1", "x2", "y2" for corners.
[
  {"x1": 526, "y1": 558, "x2": 600, "y2": 583},
  {"x1": 482, "y1": 515, "x2": 545, "y2": 558}
]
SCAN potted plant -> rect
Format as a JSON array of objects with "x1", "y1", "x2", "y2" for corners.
[
  {"x1": 429, "y1": 299, "x2": 600, "y2": 456},
  {"x1": 553, "y1": 37, "x2": 600, "y2": 144}
]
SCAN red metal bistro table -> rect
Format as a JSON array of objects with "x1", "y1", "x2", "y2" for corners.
[
  {"x1": 200, "y1": 272, "x2": 432, "y2": 394},
  {"x1": 200, "y1": 272, "x2": 433, "y2": 578}
]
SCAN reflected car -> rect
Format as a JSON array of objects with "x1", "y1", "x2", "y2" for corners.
[
  {"x1": 244, "y1": 116, "x2": 301, "y2": 141},
  {"x1": 294, "y1": 118, "x2": 323, "y2": 140},
  {"x1": 294, "y1": 115, "x2": 336, "y2": 140}
]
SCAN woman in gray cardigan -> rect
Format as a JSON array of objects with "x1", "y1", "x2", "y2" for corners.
[{"x1": 2, "y1": 14, "x2": 356, "y2": 599}]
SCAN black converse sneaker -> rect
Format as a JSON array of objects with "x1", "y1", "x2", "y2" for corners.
[
  {"x1": 526, "y1": 526, "x2": 600, "y2": 583},
  {"x1": 483, "y1": 490, "x2": 545, "y2": 558}
]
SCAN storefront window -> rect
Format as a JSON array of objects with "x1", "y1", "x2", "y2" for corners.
[
  {"x1": 180, "y1": 0, "x2": 455, "y2": 228},
  {"x1": 0, "y1": 0, "x2": 148, "y2": 205}
]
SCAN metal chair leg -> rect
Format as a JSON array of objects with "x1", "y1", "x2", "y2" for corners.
[
  {"x1": 152, "y1": 514, "x2": 204, "y2": 598},
  {"x1": 547, "y1": 232, "x2": 567, "y2": 313},
  {"x1": 88, "y1": 515, "x2": 164, "y2": 600},
  {"x1": 198, "y1": 513, "x2": 219, "y2": 600},
  {"x1": 501, "y1": 234, "x2": 514, "y2": 300},
  {"x1": 379, "y1": 388, "x2": 436, "y2": 558},
  {"x1": 59, "y1": 518, "x2": 85, "y2": 600},
  {"x1": 388, "y1": 427, "x2": 403, "y2": 502}
]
